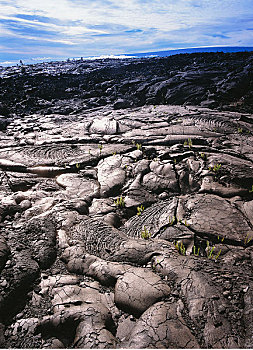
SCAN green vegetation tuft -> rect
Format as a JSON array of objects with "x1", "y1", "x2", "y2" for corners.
[
  {"x1": 137, "y1": 205, "x2": 145, "y2": 216},
  {"x1": 209, "y1": 163, "x2": 221, "y2": 172},
  {"x1": 174, "y1": 240, "x2": 186, "y2": 255},
  {"x1": 141, "y1": 226, "x2": 151, "y2": 240},
  {"x1": 114, "y1": 196, "x2": 125, "y2": 208},
  {"x1": 244, "y1": 233, "x2": 252, "y2": 245},
  {"x1": 183, "y1": 138, "x2": 193, "y2": 149}
]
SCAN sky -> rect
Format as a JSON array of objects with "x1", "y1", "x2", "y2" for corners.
[{"x1": 0, "y1": 0, "x2": 253, "y2": 65}]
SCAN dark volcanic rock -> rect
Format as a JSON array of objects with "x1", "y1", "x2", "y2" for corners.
[
  {"x1": 0, "y1": 116, "x2": 10, "y2": 131},
  {"x1": 0, "y1": 235, "x2": 10, "y2": 272},
  {"x1": 0, "y1": 52, "x2": 253, "y2": 116},
  {"x1": 0, "y1": 54, "x2": 252, "y2": 348},
  {"x1": 113, "y1": 98, "x2": 131, "y2": 110}
]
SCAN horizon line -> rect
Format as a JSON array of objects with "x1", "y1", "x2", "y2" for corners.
[{"x1": 1, "y1": 45, "x2": 253, "y2": 68}]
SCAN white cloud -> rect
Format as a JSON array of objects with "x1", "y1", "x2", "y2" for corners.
[
  {"x1": 1, "y1": 0, "x2": 252, "y2": 35},
  {"x1": 0, "y1": 0, "x2": 252, "y2": 60},
  {"x1": 0, "y1": 24, "x2": 76, "y2": 45}
]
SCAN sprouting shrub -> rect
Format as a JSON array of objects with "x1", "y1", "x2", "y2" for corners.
[
  {"x1": 137, "y1": 205, "x2": 145, "y2": 216},
  {"x1": 206, "y1": 241, "x2": 221, "y2": 260},
  {"x1": 217, "y1": 235, "x2": 225, "y2": 242},
  {"x1": 213, "y1": 163, "x2": 221, "y2": 172},
  {"x1": 174, "y1": 240, "x2": 186, "y2": 255},
  {"x1": 244, "y1": 233, "x2": 252, "y2": 245},
  {"x1": 114, "y1": 196, "x2": 125, "y2": 208},
  {"x1": 168, "y1": 216, "x2": 176, "y2": 226},
  {"x1": 209, "y1": 163, "x2": 221, "y2": 172},
  {"x1": 207, "y1": 247, "x2": 215, "y2": 259},
  {"x1": 75, "y1": 163, "x2": 80, "y2": 169},
  {"x1": 215, "y1": 249, "x2": 222, "y2": 260},
  {"x1": 173, "y1": 239, "x2": 223, "y2": 261},
  {"x1": 193, "y1": 245, "x2": 200, "y2": 256},
  {"x1": 141, "y1": 226, "x2": 151, "y2": 240},
  {"x1": 200, "y1": 152, "x2": 206, "y2": 160},
  {"x1": 179, "y1": 218, "x2": 189, "y2": 227},
  {"x1": 98, "y1": 144, "x2": 103, "y2": 155},
  {"x1": 183, "y1": 138, "x2": 192, "y2": 149},
  {"x1": 136, "y1": 143, "x2": 142, "y2": 151},
  {"x1": 249, "y1": 185, "x2": 253, "y2": 193}
]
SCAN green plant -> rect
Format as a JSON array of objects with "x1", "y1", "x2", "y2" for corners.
[
  {"x1": 238, "y1": 127, "x2": 243, "y2": 134},
  {"x1": 168, "y1": 216, "x2": 176, "y2": 226},
  {"x1": 183, "y1": 138, "x2": 192, "y2": 149},
  {"x1": 112, "y1": 152, "x2": 117, "y2": 156},
  {"x1": 174, "y1": 240, "x2": 186, "y2": 255},
  {"x1": 214, "y1": 164, "x2": 221, "y2": 172},
  {"x1": 214, "y1": 249, "x2": 222, "y2": 260},
  {"x1": 200, "y1": 152, "x2": 206, "y2": 160},
  {"x1": 114, "y1": 196, "x2": 125, "y2": 208},
  {"x1": 208, "y1": 246, "x2": 215, "y2": 259},
  {"x1": 137, "y1": 205, "x2": 145, "y2": 216},
  {"x1": 182, "y1": 219, "x2": 189, "y2": 227},
  {"x1": 213, "y1": 164, "x2": 221, "y2": 172},
  {"x1": 141, "y1": 226, "x2": 151, "y2": 240},
  {"x1": 178, "y1": 217, "x2": 189, "y2": 227},
  {"x1": 209, "y1": 164, "x2": 221, "y2": 173},
  {"x1": 152, "y1": 258, "x2": 163, "y2": 270},
  {"x1": 244, "y1": 233, "x2": 252, "y2": 245},
  {"x1": 75, "y1": 163, "x2": 80, "y2": 169},
  {"x1": 136, "y1": 143, "x2": 142, "y2": 151},
  {"x1": 217, "y1": 235, "x2": 225, "y2": 242},
  {"x1": 98, "y1": 144, "x2": 103, "y2": 155},
  {"x1": 206, "y1": 240, "x2": 217, "y2": 259},
  {"x1": 174, "y1": 159, "x2": 177, "y2": 164},
  {"x1": 249, "y1": 185, "x2": 253, "y2": 193},
  {"x1": 193, "y1": 245, "x2": 200, "y2": 256}
]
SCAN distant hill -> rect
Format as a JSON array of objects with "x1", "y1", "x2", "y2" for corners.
[
  {"x1": 1, "y1": 46, "x2": 253, "y2": 67},
  {"x1": 129, "y1": 46, "x2": 253, "y2": 58}
]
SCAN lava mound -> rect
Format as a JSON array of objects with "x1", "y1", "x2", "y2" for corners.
[{"x1": 0, "y1": 54, "x2": 253, "y2": 348}]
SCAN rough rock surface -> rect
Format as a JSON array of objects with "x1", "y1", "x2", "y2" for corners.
[
  {"x1": 0, "y1": 53, "x2": 253, "y2": 348},
  {"x1": 0, "y1": 52, "x2": 253, "y2": 116}
]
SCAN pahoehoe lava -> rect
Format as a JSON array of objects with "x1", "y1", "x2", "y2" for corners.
[{"x1": 0, "y1": 51, "x2": 253, "y2": 348}]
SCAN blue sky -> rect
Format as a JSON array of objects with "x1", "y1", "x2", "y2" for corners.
[{"x1": 0, "y1": 0, "x2": 253, "y2": 64}]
